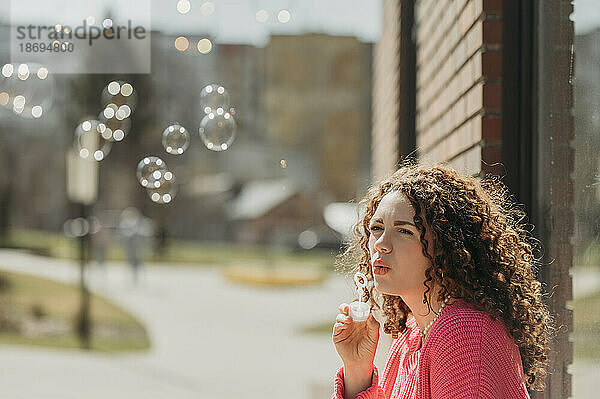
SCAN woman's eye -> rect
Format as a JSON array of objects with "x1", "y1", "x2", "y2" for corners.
[
  {"x1": 369, "y1": 226, "x2": 381, "y2": 232},
  {"x1": 399, "y1": 228, "x2": 413, "y2": 235}
]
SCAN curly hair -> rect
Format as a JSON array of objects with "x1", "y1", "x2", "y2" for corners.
[{"x1": 335, "y1": 159, "x2": 555, "y2": 392}]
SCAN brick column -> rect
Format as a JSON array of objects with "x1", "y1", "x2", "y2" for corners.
[
  {"x1": 414, "y1": 0, "x2": 502, "y2": 178},
  {"x1": 533, "y1": 0, "x2": 575, "y2": 397},
  {"x1": 372, "y1": 0, "x2": 401, "y2": 182}
]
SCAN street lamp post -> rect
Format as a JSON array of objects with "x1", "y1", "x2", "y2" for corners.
[{"x1": 66, "y1": 148, "x2": 98, "y2": 350}]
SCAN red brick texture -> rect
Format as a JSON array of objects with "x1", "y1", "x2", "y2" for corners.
[{"x1": 415, "y1": 0, "x2": 502, "y2": 177}]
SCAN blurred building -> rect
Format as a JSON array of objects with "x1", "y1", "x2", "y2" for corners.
[
  {"x1": 0, "y1": 24, "x2": 72, "y2": 236},
  {"x1": 0, "y1": 26, "x2": 373, "y2": 243},
  {"x1": 229, "y1": 178, "x2": 317, "y2": 244},
  {"x1": 264, "y1": 34, "x2": 373, "y2": 203}
]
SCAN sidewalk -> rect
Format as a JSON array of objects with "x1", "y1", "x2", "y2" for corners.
[{"x1": 0, "y1": 249, "x2": 360, "y2": 399}]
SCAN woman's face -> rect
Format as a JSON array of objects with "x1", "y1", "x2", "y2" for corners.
[{"x1": 367, "y1": 191, "x2": 434, "y2": 297}]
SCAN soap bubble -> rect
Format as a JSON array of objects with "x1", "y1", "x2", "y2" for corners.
[
  {"x1": 147, "y1": 173, "x2": 177, "y2": 204},
  {"x1": 198, "y1": 111, "x2": 236, "y2": 151},
  {"x1": 101, "y1": 80, "x2": 137, "y2": 110},
  {"x1": 116, "y1": 104, "x2": 131, "y2": 120},
  {"x1": 74, "y1": 119, "x2": 113, "y2": 161},
  {"x1": 136, "y1": 156, "x2": 168, "y2": 188},
  {"x1": 177, "y1": 0, "x2": 191, "y2": 14},
  {"x1": 0, "y1": 62, "x2": 55, "y2": 119},
  {"x1": 200, "y1": 84, "x2": 230, "y2": 114},
  {"x1": 98, "y1": 104, "x2": 131, "y2": 142},
  {"x1": 298, "y1": 230, "x2": 318, "y2": 250},
  {"x1": 63, "y1": 217, "x2": 90, "y2": 238},
  {"x1": 162, "y1": 123, "x2": 190, "y2": 155}
]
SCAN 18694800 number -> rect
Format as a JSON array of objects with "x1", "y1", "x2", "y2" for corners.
[{"x1": 19, "y1": 42, "x2": 74, "y2": 52}]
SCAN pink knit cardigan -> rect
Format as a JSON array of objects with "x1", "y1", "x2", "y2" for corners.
[{"x1": 333, "y1": 299, "x2": 531, "y2": 398}]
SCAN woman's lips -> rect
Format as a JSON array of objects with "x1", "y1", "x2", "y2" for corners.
[
  {"x1": 373, "y1": 266, "x2": 390, "y2": 275},
  {"x1": 373, "y1": 260, "x2": 391, "y2": 275}
]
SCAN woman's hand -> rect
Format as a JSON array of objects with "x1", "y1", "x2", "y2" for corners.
[{"x1": 332, "y1": 302, "x2": 380, "y2": 370}]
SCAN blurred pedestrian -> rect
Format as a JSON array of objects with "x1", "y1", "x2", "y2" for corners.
[{"x1": 120, "y1": 208, "x2": 143, "y2": 285}]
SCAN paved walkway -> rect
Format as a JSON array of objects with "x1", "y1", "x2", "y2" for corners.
[
  {"x1": 0, "y1": 249, "x2": 369, "y2": 399},
  {"x1": 0, "y1": 250, "x2": 598, "y2": 398}
]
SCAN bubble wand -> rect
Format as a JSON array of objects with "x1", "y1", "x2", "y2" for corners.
[{"x1": 349, "y1": 272, "x2": 371, "y2": 322}]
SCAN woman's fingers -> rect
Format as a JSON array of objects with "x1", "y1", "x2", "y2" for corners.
[
  {"x1": 336, "y1": 313, "x2": 352, "y2": 324},
  {"x1": 338, "y1": 303, "x2": 349, "y2": 316},
  {"x1": 332, "y1": 322, "x2": 349, "y2": 337},
  {"x1": 333, "y1": 322, "x2": 345, "y2": 330}
]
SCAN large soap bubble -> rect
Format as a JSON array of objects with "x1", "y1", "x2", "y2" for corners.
[
  {"x1": 0, "y1": 62, "x2": 55, "y2": 119},
  {"x1": 162, "y1": 123, "x2": 190, "y2": 155},
  {"x1": 200, "y1": 84, "x2": 230, "y2": 114},
  {"x1": 198, "y1": 111, "x2": 236, "y2": 151},
  {"x1": 74, "y1": 119, "x2": 113, "y2": 161}
]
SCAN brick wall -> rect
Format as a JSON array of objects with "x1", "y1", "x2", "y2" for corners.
[
  {"x1": 371, "y1": 0, "x2": 574, "y2": 396},
  {"x1": 415, "y1": 0, "x2": 502, "y2": 177},
  {"x1": 371, "y1": 0, "x2": 401, "y2": 182}
]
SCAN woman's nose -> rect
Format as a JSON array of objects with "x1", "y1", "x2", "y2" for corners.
[{"x1": 374, "y1": 234, "x2": 391, "y2": 253}]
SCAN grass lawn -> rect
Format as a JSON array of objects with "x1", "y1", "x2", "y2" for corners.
[
  {"x1": 4, "y1": 228, "x2": 338, "y2": 270},
  {"x1": 0, "y1": 270, "x2": 150, "y2": 352}
]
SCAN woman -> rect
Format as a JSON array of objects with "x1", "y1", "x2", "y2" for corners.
[{"x1": 332, "y1": 161, "x2": 554, "y2": 398}]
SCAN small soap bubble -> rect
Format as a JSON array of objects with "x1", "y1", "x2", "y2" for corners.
[
  {"x1": 200, "y1": 1, "x2": 215, "y2": 15},
  {"x1": 298, "y1": 230, "x2": 318, "y2": 250},
  {"x1": 136, "y1": 156, "x2": 168, "y2": 188},
  {"x1": 74, "y1": 119, "x2": 112, "y2": 161},
  {"x1": 0, "y1": 62, "x2": 55, "y2": 119},
  {"x1": 256, "y1": 9, "x2": 269, "y2": 23},
  {"x1": 63, "y1": 218, "x2": 90, "y2": 238},
  {"x1": 36, "y1": 67, "x2": 48, "y2": 80},
  {"x1": 198, "y1": 112, "x2": 236, "y2": 152},
  {"x1": 200, "y1": 83, "x2": 230, "y2": 114},
  {"x1": 98, "y1": 107, "x2": 131, "y2": 142},
  {"x1": 107, "y1": 81, "x2": 120, "y2": 95},
  {"x1": 31, "y1": 105, "x2": 43, "y2": 118},
  {"x1": 1, "y1": 64, "x2": 14, "y2": 78},
  {"x1": 147, "y1": 174, "x2": 177, "y2": 204},
  {"x1": 354, "y1": 272, "x2": 368, "y2": 291},
  {"x1": 177, "y1": 0, "x2": 191, "y2": 14},
  {"x1": 103, "y1": 105, "x2": 115, "y2": 119},
  {"x1": 102, "y1": 80, "x2": 137, "y2": 110},
  {"x1": 116, "y1": 104, "x2": 131, "y2": 120},
  {"x1": 162, "y1": 123, "x2": 190, "y2": 155},
  {"x1": 120, "y1": 83, "x2": 133, "y2": 97}
]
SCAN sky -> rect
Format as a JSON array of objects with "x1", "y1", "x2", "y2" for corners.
[
  {"x1": 2, "y1": 0, "x2": 383, "y2": 46},
  {"x1": 2, "y1": 0, "x2": 599, "y2": 47}
]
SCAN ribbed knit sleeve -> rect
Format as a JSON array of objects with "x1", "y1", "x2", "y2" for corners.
[
  {"x1": 332, "y1": 318, "x2": 420, "y2": 399},
  {"x1": 426, "y1": 309, "x2": 531, "y2": 399},
  {"x1": 332, "y1": 365, "x2": 386, "y2": 399}
]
